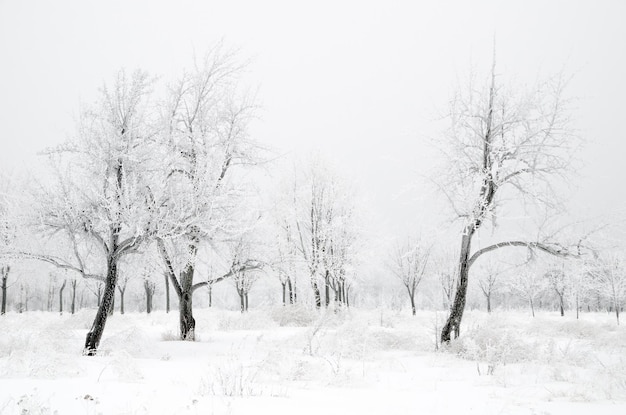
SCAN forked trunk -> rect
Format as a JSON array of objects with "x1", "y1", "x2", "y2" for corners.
[{"x1": 84, "y1": 259, "x2": 118, "y2": 355}]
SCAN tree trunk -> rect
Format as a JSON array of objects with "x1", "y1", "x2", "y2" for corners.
[
  {"x1": 70, "y1": 280, "x2": 77, "y2": 314},
  {"x1": 441, "y1": 230, "x2": 472, "y2": 343},
  {"x1": 118, "y1": 287, "x2": 125, "y2": 315},
  {"x1": 108, "y1": 293, "x2": 115, "y2": 316},
  {"x1": 487, "y1": 293, "x2": 491, "y2": 313},
  {"x1": 145, "y1": 281, "x2": 153, "y2": 314},
  {"x1": 208, "y1": 284, "x2": 212, "y2": 308},
  {"x1": 164, "y1": 272, "x2": 170, "y2": 313},
  {"x1": 559, "y1": 295, "x2": 564, "y2": 317},
  {"x1": 324, "y1": 270, "x2": 330, "y2": 307},
  {"x1": 410, "y1": 292, "x2": 416, "y2": 316},
  {"x1": 281, "y1": 282, "x2": 286, "y2": 306},
  {"x1": 576, "y1": 293, "x2": 579, "y2": 320},
  {"x1": 312, "y1": 279, "x2": 321, "y2": 308},
  {"x1": 84, "y1": 258, "x2": 118, "y2": 355},
  {"x1": 239, "y1": 288, "x2": 245, "y2": 313},
  {"x1": 1, "y1": 275, "x2": 7, "y2": 315},
  {"x1": 59, "y1": 280, "x2": 66, "y2": 315},
  {"x1": 179, "y1": 290, "x2": 195, "y2": 340},
  {"x1": 245, "y1": 292, "x2": 249, "y2": 312},
  {"x1": 530, "y1": 298, "x2": 535, "y2": 317},
  {"x1": 287, "y1": 278, "x2": 294, "y2": 304}
]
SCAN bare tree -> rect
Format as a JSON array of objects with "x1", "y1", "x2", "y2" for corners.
[
  {"x1": 24, "y1": 70, "x2": 156, "y2": 354},
  {"x1": 509, "y1": 269, "x2": 547, "y2": 317},
  {"x1": 588, "y1": 254, "x2": 626, "y2": 325},
  {"x1": 435, "y1": 53, "x2": 580, "y2": 342},
  {"x1": 154, "y1": 45, "x2": 262, "y2": 339},
  {"x1": 546, "y1": 264, "x2": 568, "y2": 316},
  {"x1": 388, "y1": 237, "x2": 430, "y2": 316}
]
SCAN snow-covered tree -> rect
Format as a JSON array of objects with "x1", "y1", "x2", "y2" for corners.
[
  {"x1": 154, "y1": 46, "x2": 262, "y2": 340},
  {"x1": 588, "y1": 253, "x2": 626, "y2": 325},
  {"x1": 24, "y1": 70, "x2": 156, "y2": 354},
  {"x1": 435, "y1": 54, "x2": 580, "y2": 342},
  {"x1": 387, "y1": 237, "x2": 430, "y2": 316}
]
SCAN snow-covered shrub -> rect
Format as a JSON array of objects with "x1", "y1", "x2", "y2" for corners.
[
  {"x1": 270, "y1": 304, "x2": 318, "y2": 327},
  {"x1": 447, "y1": 325, "x2": 532, "y2": 374},
  {"x1": 216, "y1": 310, "x2": 277, "y2": 331}
]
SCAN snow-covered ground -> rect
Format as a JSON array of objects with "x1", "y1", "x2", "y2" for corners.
[{"x1": 1, "y1": 307, "x2": 625, "y2": 414}]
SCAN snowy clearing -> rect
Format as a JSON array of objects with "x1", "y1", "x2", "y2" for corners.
[{"x1": 1, "y1": 308, "x2": 625, "y2": 414}]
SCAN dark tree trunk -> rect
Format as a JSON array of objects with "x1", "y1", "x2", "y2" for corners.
[
  {"x1": 487, "y1": 294, "x2": 491, "y2": 313},
  {"x1": 144, "y1": 281, "x2": 153, "y2": 314},
  {"x1": 245, "y1": 292, "x2": 249, "y2": 312},
  {"x1": 208, "y1": 283, "x2": 212, "y2": 308},
  {"x1": 164, "y1": 272, "x2": 170, "y2": 313},
  {"x1": 70, "y1": 280, "x2": 77, "y2": 314},
  {"x1": 345, "y1": 285, "x2": 350, "y2": 308},
  {"x1": 179, "y1": 290, "x2": 195, "y2": 340},
  {"x1": 59, "y1": 280, "x2": 66, "y2": 315},
  {"x1": 410, "y1": 292, "x2": 416, "y2": 316},
  {"x1": 441, "y1": 229, "x2": 473, "y2": 343},
  {"x1": 84, "y1": 259, "x2": 118, "y2": 355},
  {"x1": 108, "y1": 293, "x2": 115, "y2": 316},
  {"x1": 118, "y1": 287, "x2": 125, "y2": 315},
  {"x1": 239, "y1": 287, "x2": 245, "y2": 313},
  {"x1": 1, "y1": 274, "x2": 7, "y2": 315},
  {"x1": 324, "y1": 270, "x2": 330, "y2": 307},
  {"x1": 530, "y1": 298, "x2": 535, "y2": 317},
  {"x1": 287, "y1": 278, "x2": 294, "y2": 304},
  {"x1": 312, "y1": 279, "x2": 321, "y2": 308},
  {"x1": 281, "y1": 282, "x2": 286, "y2": 306}
]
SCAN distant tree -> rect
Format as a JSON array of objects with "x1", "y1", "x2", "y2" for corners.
[
  {"x1": 476, "y1": 261, "x2": 502, "y2": 313},
  {"x1": 387, "y1": 237, "x2": 430, "y2": 316},
  {"x1": 509, "y1": 269, "x2": 547, "y2": 317},
  {"x1": 588, "y1": 254, "x2": 626, "y2": 325},
  {"x1": 434, "y1": 54, "x2": 580, "y2": 342},
  {"x1": 545, "y1": 264, "x2": 568, "y2": 316}
]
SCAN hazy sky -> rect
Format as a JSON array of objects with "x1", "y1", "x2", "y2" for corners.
[{"x1": 1, "y1": 0, "x2": 625, "y2": 237}]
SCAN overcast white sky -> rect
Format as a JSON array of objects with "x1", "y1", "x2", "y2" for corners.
[{"x1": 1, "y1": 0, "x2": 625, "y2": 237}]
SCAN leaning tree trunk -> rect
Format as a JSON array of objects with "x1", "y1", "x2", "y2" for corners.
[
  {"x1": 164, "y1": 272, "x2": 170, "y2": 313},
  {"x1": 440, "y1": 229, "x2": 473, "y2": 343},
  {"x1": 84, "y1": 257, "x2": 118, "y2": 355}
]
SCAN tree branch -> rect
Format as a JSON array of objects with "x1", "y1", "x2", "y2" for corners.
[{"x1": 468, "y1": 240, "x2": 572, "y2": 269}]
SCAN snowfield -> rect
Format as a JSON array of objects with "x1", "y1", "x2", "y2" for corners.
[{"x1": 1, "y1": 308, "x2": 625, "y2": 414}]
